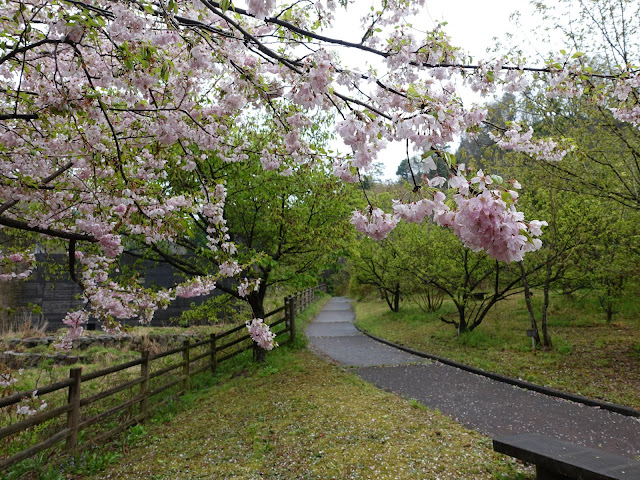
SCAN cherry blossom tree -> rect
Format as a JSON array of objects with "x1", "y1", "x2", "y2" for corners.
[{"x1": 1, "y1": 0, "x2": 639, "y2": 344}]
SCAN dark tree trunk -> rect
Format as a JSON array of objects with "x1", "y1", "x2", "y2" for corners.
[
  {"x1": 247, "y1": 290, "x2": 266, "y2": 319},
  {"x1": 541, "y1": 261, "x2": 553, "y2": 348},
  {"x1": 519, "y1": 261, "x2": 542, "y2": 348},
  {"x1": 381, "y1": 284, "x2": 401, "y2": 312},
  {"x1": 253, "y1": 344, "x2": 266, "y2": 363},
  {"x1": 457, "y1": 304, "x2": 468, "y2": 334},
  {"x1": 393, "y1": 282, "x2": 400, "y2": 312}
]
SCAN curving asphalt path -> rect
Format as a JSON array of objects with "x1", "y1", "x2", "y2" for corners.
[{"x1": 306, "y1": 297, "x2": 640, "y2": 459}]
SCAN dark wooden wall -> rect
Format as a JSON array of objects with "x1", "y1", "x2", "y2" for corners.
[{"x1": 1, "y1": 254, "x2": 215, "y2": 332}]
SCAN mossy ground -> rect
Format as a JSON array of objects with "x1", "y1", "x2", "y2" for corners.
[{"x1": 353, "y1": 294, "x2": 640, "y2": 409}]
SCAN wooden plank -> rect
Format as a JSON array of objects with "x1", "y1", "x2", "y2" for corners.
[
  {"x1": 217, "y1": 345, "x2": 251, "y2": 363},
  {"x1": 147, "y1": 377, "x2": 183, "y2": 398},
  {"x1": 0, "y1": 428, "x2": 70, "y2": 471},
  {"x1": 87, "y1": 414, "x2": 143, "y2": 449},
  {"x1": 189, "y1": 350, "x2": 210, "y2": 364},
  {"x1": 190, "y1": 363, "x2": 212, "y2": 377},
  {"x1": 80, "y1": 377, "x2": 144, "y2": 407},
  {"x1": 264, "y1": 306, "x2": 285, "y2": 318},
  {"x1": 493, "y1": 433, "x2": 640, "y2": 480},
  {"x1": 0, "y1": 377, "x2": 74, "y2": 409},
  {"x1": 217, "y1": 333, "x2": 251, "y2": 351},
  {"x1": 268, "y1": 317, "x2": 287, "y2": 328},
  {"x1": 78, "y1": 394, "x2": 143, "y2": 431},
  {"x1": 216, "y1": 322, "x2": 246, "y2": 339},
  {"x1": 191, "y1": 338, "x2": 210, "y2": 348},
  {"x1": 82, "y1": 358, "x2": 143, "y2": 381},
  {"x1": 0, "y1": 403, "x2": 71, "y2": 440},
  {"x1": 148, "y1": 360, "x2": 185, "y2": 380},
  {"x1": 149, "y1": 344, "x2": 184, "y2": 360}
]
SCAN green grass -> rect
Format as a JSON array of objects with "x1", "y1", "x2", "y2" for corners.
[
  {"x1": 85, "y1": 354, "x2": 531, "y2": 479},
  {"x1": 353, "y1": 293, "x2": 640, "y2": 409}
]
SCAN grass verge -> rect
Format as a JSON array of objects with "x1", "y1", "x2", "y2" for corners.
[
  {"x1": 59, "y1": 294, "x2": 534, "y2": 480},
  {"x1": 353, "y1": 295, "x2": 640, "y2": 409}
]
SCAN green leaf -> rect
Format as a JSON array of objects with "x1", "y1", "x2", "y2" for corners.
[
  {"x1": 442, "y1": 152, "x2": 456, "y2": 168},
  {"x1": 501, "y1": 191, "x2": 514, "y2": 206},
  {"x1": 220, "y1": 0, "x2": 231, "y2": 12},
  {"x1": 519, "y1": 229, "x2": 534, "y2": 244}
]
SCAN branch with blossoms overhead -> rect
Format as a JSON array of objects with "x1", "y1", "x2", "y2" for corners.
[{"x1": 1, "y1": 0, "x2": 639, "y2": 347}]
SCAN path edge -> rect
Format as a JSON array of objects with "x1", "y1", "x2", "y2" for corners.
[{"x1": 355, "y1": 326, "x2": 640, "y2": 418}]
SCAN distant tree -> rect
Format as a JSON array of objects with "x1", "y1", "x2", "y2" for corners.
[
  {"x1": 395, "y1": 155, "x2": 451, "y2": 185},
  {"x1": 398, "y1": 224, "x2": 531, "y2": 334},
  {"x1": 350, "y1": 234, "x2": 404, "y2": 312}
]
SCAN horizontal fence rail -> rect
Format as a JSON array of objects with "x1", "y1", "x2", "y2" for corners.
[{"x1": 0, "y1": 285, "x2": 326, "y2": 472}]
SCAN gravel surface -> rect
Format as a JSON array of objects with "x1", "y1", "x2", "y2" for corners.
[{"x1": 307, "y1": 297, "x2": 640, "y2": 459}]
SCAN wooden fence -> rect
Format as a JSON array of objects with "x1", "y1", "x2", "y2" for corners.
[{"x1": 0, "y1": 285, "x2": 326, "y2": 472}]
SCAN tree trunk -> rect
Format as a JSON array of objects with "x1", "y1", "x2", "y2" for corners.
[
  {"x1": 519, "y1": 261, "x2": 541, "y2": 348},
  {"x1": 457, "y1": 305, "x2": 468, "y2": 335},
  {"x1": 253, "y1": 344, "x2": 267, "y2": 363},
  {"x1": 541, "y1": 260, "x2": 553, "y2": 348},
  {"x1": 247, "y1": 290, "x2": 266, "y2": 319},
  {"x1": 393, "y1": 283, "x2": 400, "y2": 312},
  {"x1": 381, "y1": 288, "x2": 393, "y2": 312}
]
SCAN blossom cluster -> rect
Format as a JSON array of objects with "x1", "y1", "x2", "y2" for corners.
[
  {"x1": 238, "y1": 278, "x2": 261, "y2": 298},
  {"x1": 0, "y1": 369, "x2": 47, "y2": 416},
  {"x1": 351, "y1": 208, "x2": 398, "y2": 240},
  {"x1": 489, "y1": 123, "x2": 574, "y2": 162},
  {"x1": 352, "y1": 167, "x2": 547, "y2": 262},
  {"x1": 246, "y1": 318, "x2": 278, "y2": 350},
  {"x1": 0, "y1": 253, "x2": 35, "y2": 282},
  {"x1": 54, "y1": 310, "x2": 89, "y2": 350}
]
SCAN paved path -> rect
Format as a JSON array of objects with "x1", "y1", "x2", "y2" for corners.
[{"x1": 306, "y1": 297, "x2": 640, "y2": 459}]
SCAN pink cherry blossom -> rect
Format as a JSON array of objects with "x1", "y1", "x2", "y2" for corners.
[
  {"x1": 246, "y1": 318, "x2": 277, "y2": 350},
  {"x1": 351, "y1": 208, "x2": 398, "y2": 240}
]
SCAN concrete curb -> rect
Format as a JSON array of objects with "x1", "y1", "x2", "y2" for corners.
[{"x1": 355, "y1": 326, "x2": 640, "y2": 418}]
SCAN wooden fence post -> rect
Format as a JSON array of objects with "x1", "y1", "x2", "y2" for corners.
[
  {"x1": 284, "y1": 296, "x2": 290, "y2": 329},
  {"x1": 182, "y1": 340, "x2": 190, "y2": 393},
  {"x1": 288, "y1": 296, "x2": 296, "y2": 342},
  {"x1": 66, "y1": 367, "x2": 82, "y2": 452},
  {"x1": 140, "y1": 351, "x2": 150, "y2": 419},
  {"x1": 210, "y1": 333, "x2": 218, "y2": 373}
]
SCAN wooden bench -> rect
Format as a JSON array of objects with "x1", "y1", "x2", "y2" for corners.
[{"x1": 492, "y1": 433, "x2": 640, "y2": 480}]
